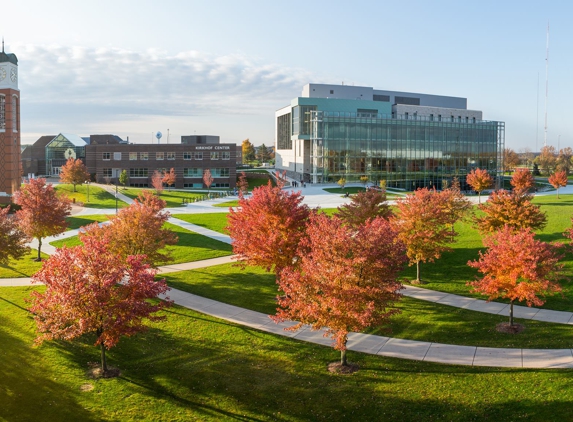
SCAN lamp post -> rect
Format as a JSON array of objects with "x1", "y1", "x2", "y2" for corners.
[
  {"x1": 85, "y1": 180, "x2": 90, "y2": 203},
  {"x1": 115, "y1": 182, "x2": 118, "y2": 214}
]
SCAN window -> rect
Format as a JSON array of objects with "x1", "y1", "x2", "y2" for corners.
[
  {"x1": 404, "y1": 112, "x2": 409, "y2": 120},
  {"x1": 211, "y1": 168, "x2": 230, "y2": 178},
  {"x1": 102, "y1": 152, "x2": 111, "y2": 160},
  {"x1": 140, "y1": 152, "x2": 148, "y2": 160},
  {"x1": 113, "y1": 152, "x2": 122, "y2": 160},
  {"x1": 222, "y1": 151, "x2": 230, "y2": 160},
  {"x1": 156, "y1": 152, "x2": 164, "y2": 160},
  {"x1": 103, "y1": 168, "x2": 112, "y2": 177},
  {"x1": 210, "y1": 152, "x2": 219, "y2": 160},
  {"x1": 183, "y1": 168, "x2": 201, "y2": 177},
  {"x1": 183, "y1": 152, "x2": 192, "y2": 160},
  {"x1": 129, "y1": 168, "x2": 148, "y2": 177},
  {"x1": 167, "y1": 152, "x2": 175, "y2": 160},
  {"x1": 129, "y1": 152, "x2": 137, "y2": 160},
  {"x1": 438, "y1": 115, "x2": 442, "y2": 122},
  {"x1": 450, "y1": 116, "x2": 454, "y2": 122},
  {"x1": 430, "y1": 114, "x2": 434, "y2": 121},
  {"x1": 195, "y1": 152, "x2": 203, "y2": 160},
  {"x1": 0, "y1": 95, "x2": 5, "y2": 130},
  {"x1": 12, "y1": 96, "x2": 17, "y2": 131},
  {"x1": 373, "y1": 94, "x2": 390, "y2": 102},
  {"x1": 330, "y1": 90, "x2": 334, "y2": 94}
]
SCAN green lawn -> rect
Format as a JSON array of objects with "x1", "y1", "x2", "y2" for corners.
[
  {"x1": 172, "y1": 213, "x2": 230, "y2": 234},
  {"x1": 163, "y1": 263, "x2": 573, "y2": 349},
  {"x1": 0, "y1": 250, "x2": 50, "y2": 278},
  {"x1": 65, "y1": 214, "x2": 110, "y2": 230},
  {"x1": 323, "y1": 187, "x2": 399, "y2": 198},
  {"x1": 121, "y1": 188, "x2": 207, "y2": 208},
  {"x1": 55, "y1": 184, "x2": 129, "y2": 209},
  {"x1": 213, "y1": 200, "x2": 239, "y2": 208},
  {"x1": 2, "y1": 285, "x2": 573, "y2": 421},
  {"x1": 50, "y1": 223, "x2": 233, "y2": 264}
]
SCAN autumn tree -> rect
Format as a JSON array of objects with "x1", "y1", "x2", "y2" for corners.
[
  {"x1": 439, "y1": 180, "x2": 472, "y2": 241},
  {"x1": 203, "y1": 169, "x2": 214, "y2": 192},
  {"x1": 273, "y1": 214, "x2": 407, "y2": 367},
  {"x1": 535, "y1": 145, "x2": 557, "y2": 176},
  {"x1": 30, "y1": 229, "x2": 172, "y2": 374},
  {"x1": 119, "y1": 169, "x2": 129, "y2": 189},
  {"x1": 548, "y1": 170, "x2": 568, "y2": 198},
  {"x1": 0, "y1": 207, "x2": 29, "y2": 265},
  {"x1": 256, "y1": 144, "x2": 271, "y2": 163},
  {"x1": 337, "y1": 177, "x2": 346, "y2": 191},
  {"x1": 163, "y1": 167, "x2": 176, "y2": 191},
  {"x1": 510, "y1": 168, "x2": 535, "y2": 195},
  {"x1": 227, "y1": 181, "x2": 311, "y2": 279},
  {"x1": 360, "y1": 175, "x2": 368, "y2": 187},
  {"x1": 474, "y1": 190, "x2": 547, "y2": 233},
  {"x1": 237, "y1": 171, "x2": 249, "y2": 197},
  {"x1": 59, "y1": 158, "x2": 90, "y2": 192},
  {"x1": 392, "y1": 188, "x2": 451, "y2": 283},
  {"x1": 468, "y1": 226, "x2": 563, "y2": 328},
  {"x1": 242, "y1": 139, "x2": 256, "y2": 162},
  {"x1": 336, "y1": 188, "x2": 392, "y2": 229},
  {"x1": 14, "y1": 178, "x2": 71, "y2": 261},
  {"x1": 151, "y1": 170, "x2": 164, "y2": 194},
  {"x1": 556, "y1": 147, "x2": 573, "y2": 174},
  {"x1": 466, "y1": 168, "x2": 494, "y2": 204},
  {"x1": 83, "y1": 190, "x2": 177, "y2": 267},
  {"x1": 503, "y1": 148, "x2": 520, "y2": 173}
]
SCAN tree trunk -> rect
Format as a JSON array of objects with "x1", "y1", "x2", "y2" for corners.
[
  {"x1": 509, "y1": 300, "x2": 514, "y2": 327},
  {"x1": 36, "y1": 237, "x2": 42, "y2": 261},
  {"x1": 101, "y1": 343, "x2": 108, "y2": 373},
  {"x1": 340, "y1": 336, "x2": 348, "y2": 366},
  {"x1": 73, "y1": 183, "x2": 77, "y2": 192},
  {"x1": 416, "y1": 260, "x2": 421, "y2": 283},
  {"x1": 557, "y1": 188, "x2": 560, "y2": 199},
  {"x1": 478, "y1": 191, "x2": 481, "y2": 204}
]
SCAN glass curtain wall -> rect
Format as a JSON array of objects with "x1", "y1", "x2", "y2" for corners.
[{"x1": 310, "y1": 111, "x2": 504, "y2": 190}]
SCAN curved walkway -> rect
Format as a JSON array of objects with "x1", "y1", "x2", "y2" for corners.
[{"x1": 6, "y1": 187, "x2": 573, "y2": 368}]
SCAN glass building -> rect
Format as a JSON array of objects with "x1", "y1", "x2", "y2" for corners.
[{"x1": 275, "y1": 84, "x2": 505, "y2": 190}]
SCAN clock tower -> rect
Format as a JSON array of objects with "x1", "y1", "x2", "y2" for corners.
[{"x1": 0, "y1": 40, "x2": 20, "y2": 204}]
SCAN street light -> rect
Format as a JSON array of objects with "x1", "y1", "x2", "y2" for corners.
[
  {"x1": 115, "y1": 182, "x2": 118, "y2": 214},
  {"x1": 85, "y1": 180, "x2": 90, "y2": 203}
]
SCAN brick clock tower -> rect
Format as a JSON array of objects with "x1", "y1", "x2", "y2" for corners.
[{"x1": 0, "y1": 41, "x2": 20, "y2": 204}]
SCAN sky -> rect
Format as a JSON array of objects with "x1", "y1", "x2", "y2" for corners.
[{"x1": 3, "y1": 0, "x2": 573, "y2": 150}]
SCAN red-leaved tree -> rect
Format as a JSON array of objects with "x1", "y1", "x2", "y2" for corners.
[
  {"x1": 0, "y1": 207, "x2": 30, "y2": 265},
  {"x1": 237, "y1": 171, "x2": 249, "y2": 198},
  {"x1": 392, "y1": 188, "x2": 451, "y2": 283},
  {"x1": 468, "y1": 225, "x2": 563, "y2": 327},
  {"x1": 151, "y1": 170, "x2": 164, "y2": 194},
  {"x1": 548, "y1": 170, "x2": 568, "y2": 199},
  {"x1": 59, "y1": 158, "x2": 91, "y2": 192},
  {"x1": 203, "y1": 169, "x2": 214, "y2": 192},
  {"x1": 273, "y1": 214, "x2": 407, "y2": 367},
  {"x1": 30, "y1": 227, "x2": 172, "y2": 374},
  {"x1": 510, "y1": 168, "x2": 535, "y2": 195},
  {"x1": 163, "y1": 168, "x2": 176, "y2": 191},
  {"x1": 439, "y1": 179, "x2": 473, "y2": 241},
  {"x1": 336, "y1": 188, "x2": 392, "y2": 228},
  {"x1": 83, "y1": 190, "x2": 177, "y2": 267},
  {"x1": 466, "y1": 168, "x2": 494, "y2": 204},
  {"x1": 474, "y1": 189, "x2": 547, "y2": 233},
  {"x1": 227, "y1": 181, "x2": 311, "y2": 279},
  {"x1": 14, "y1": 178, "x2": 71, "y2": 261}
]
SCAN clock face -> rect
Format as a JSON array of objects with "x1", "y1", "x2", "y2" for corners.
[
  {"x1": 10, "y1": 68, "x2": 17, "y2": 83},
  {"x1": 0, "y1": 67, "x2": 5, "y2": 81}
]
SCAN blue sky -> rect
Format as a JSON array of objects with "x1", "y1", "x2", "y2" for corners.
[{"x1": 3, "y1": 0, "x2": 572, "y2": 149}]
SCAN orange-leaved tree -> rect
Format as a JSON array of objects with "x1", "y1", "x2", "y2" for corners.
[
  {"x1": 466, "y1": 168, "x2": 494, "y2": 204},
  {"x1": 438, "y1": 179, "x2": 472, "y2": 241},
  {"x1": 0, "y1": 206, "x2": 29, "y2": 264},
  {"x1": 392, "y1": 188, "x2": 451, "y2": 283},
  {"x1": 237, "y1": 171, "x2": 249, "y2": 198},
  {"x1": 151, "y1": 170, "x2": 164, "y2": 194},
  {"x1": 83, "y1": 190, "x2": 177, "y2": 267},
  {"x1": 336, "y1": 188, "x2": 392, "y2": 229},
  {"x1": 163, "y1": 168, "x2": 176, "y2": 191},
  {"x1": 14, "y1": 178, "x2": 71, "y2": 261},
  {"x1": 203, "y1": 169, "x2": 214, "y2": 192},
  {"x1": 273, "y1": 213, "x2": 407, "y2": 367},
  {"x1": 30, "y1": 226, "x2": 172, "y2": 374},
  {"x1": 59, "y1": 158, "x2": 90, "y2": 192},
  {"x1": 510, "y1": 168, "x2": 535, "y2": 195},
  {"x1": 468, "y1": 225, "x2": 563, "y2": 327},
  {"x1": 474, "y1": 189, "x2": 546, "y2": 233},
  {"x1": 227, "y1": 181, "x2": 311, "y2": 280},
  {"x1": 548, "y1": 170, "x2": 568, "y2": 198}
]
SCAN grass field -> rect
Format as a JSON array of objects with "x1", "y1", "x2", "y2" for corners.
[
  {"x1": 120, "y1": 188, "x2": 208, "y2": 208},
  {"x1": 54, "y1": 184, "x2": 129, "y2": 209},
  {"x1": 2, "y1": 285, "x2": 573, "y2": 422},
  {"x1": 50, "y1": 222, "x2": 233, "y2": 264},
  {"x1": 172, "y1": 213, "x2": 231, "y2": 234},
  {"x1": 0, "y1": 250, "x2": 50, "y2": 278},
  {"x1": 65, "y1": 214, "x2": 110, "y2": 230}
]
